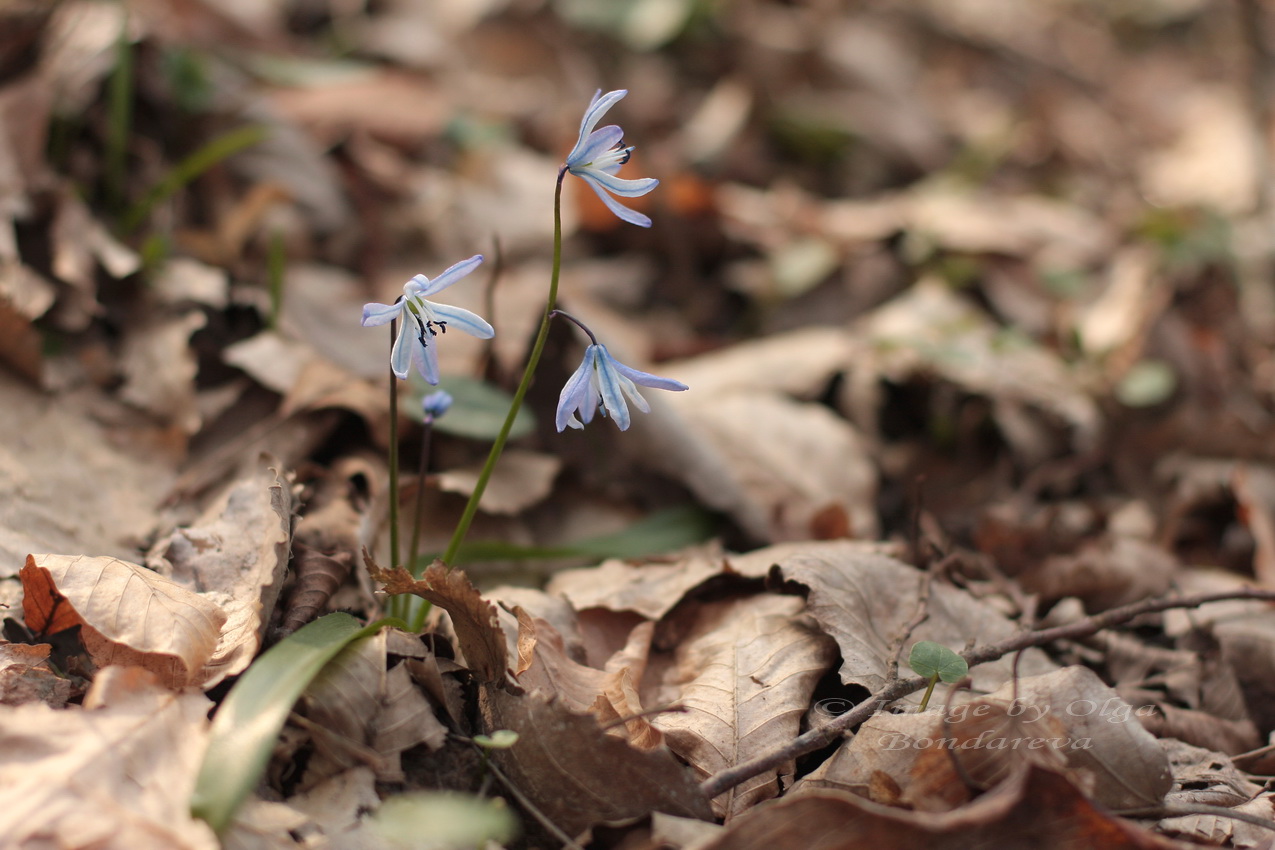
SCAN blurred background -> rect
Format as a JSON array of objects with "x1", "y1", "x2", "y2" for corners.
[{"x1": 4, "y1": 0, "x2": 1275, "y2": 596}]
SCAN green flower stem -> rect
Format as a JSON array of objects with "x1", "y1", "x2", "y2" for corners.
[
  {"x1": 440, "y1": 167, "x2": 567, "y2": 568},
  {"x1": 405, "y1": 417, "x2": 436, "y2": 632},
  {"x1": 386, "y1": 318, "x2": 404, "y2": 621}
]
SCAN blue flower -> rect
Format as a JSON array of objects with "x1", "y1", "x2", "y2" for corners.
[
  {"x1": 361, "y1": 255, "x2": 494, "y2": 383},
  {"x1": 556, "y1": 344, "x2": 687, "y2": 431},
  {"x1": 421, "y1": 390, "x2": 453, "y2": 421},
  {"x1": 565, "y1": 89, "x2": 659, "y2": 228}
]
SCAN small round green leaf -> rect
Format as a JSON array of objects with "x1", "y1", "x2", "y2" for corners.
[
  {"x1": 473, "y1": 729, "x2": 519, "y2": 750},
  {"x1": 908, "y1": 640, "x2": 969, "y2": 684},
  {"x1": 371, "y1": 792, "x2": 518, "y2": 848}
]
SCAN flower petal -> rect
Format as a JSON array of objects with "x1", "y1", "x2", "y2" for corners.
[
  {"x1": 577, "y1": 166, "x2": 659, "y2": 197},
  {"x1": 428, "y1": 302, "x2": 495, "y2": 339},
  {"x1": 566, "y1": 89, "x2": 627, "y2": 163},
  {"x1": 413, "y1": 333, "x2": 441, "y2": 384},
  {"x1": 389, "y1": 321, "x2": 413, "y2": 380},
  {"x1": 594, "y1": 347, "x2": 634, "y2": 431},
  {"x1": 556, "y1": 347, "x2": 598, "y2": 432},
  {"x1": 570, "y1": 125, "x2": 624, "y2": 167},
  {"x1": 611, "y1": 360, "x2": 689, "y2": 392},
  {"x1": 582, "y1": 176, "x2": 653, "y2": 227},
  {"x1": 412, "y1": 255, "x2": 484, "y2": 297},
  {"x1": 361, "y1": 300, "x2": 402, "y2": 327}
]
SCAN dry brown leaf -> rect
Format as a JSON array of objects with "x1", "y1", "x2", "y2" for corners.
[
  {"x1": 644, "y1": 594, "x2": 839, "y2": 818},
  {"x1": 749, "y1": 542, "x2": 1055, "y2": 695},
  {"x1": 147, "y1": 460, "x2": 292, "y2": 686},
  {"x1": 0, "y1": 641, "x2": 71, "y2": 707},
  {"x1": 21, "y1": 553, "x2": 227, "y2": 689},
  {"x1": 0, "y1": 666, "x2": 217, "y2": 849},
  {"x1": 661, "y1": 326, "x2": 854, "y2": 399},
  {"x1": 300, "y1": 629, "x2": 446, "y2": 784},
  {"x1": 479, "y1": 687, "x2": 713, "y2": 838},
  {"x1": 659, "y1": 389, "x2": 878, "y2": 543},
  {"x1": 701, "y1": 765, "x2": 1181, "y2": 850},
  {"x1": 546, "y1": 554, "x2": 724, "y2": 621},
  {"x1": 435, "y1": 449, "x2": 562, "y2": 515},
  {"x1": 367, "y1": 558, "x2": 508, "y2": 685},
  {"x1": 118, "y1": 309, "x2": 208, "y2": 435}
]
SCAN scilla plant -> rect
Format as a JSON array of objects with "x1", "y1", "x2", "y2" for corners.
[{"x1": 362, "y1": 89, "x2": 687, "y2": 626}]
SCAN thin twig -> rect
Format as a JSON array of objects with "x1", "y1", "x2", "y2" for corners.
[
  {"x1": 1118, "y1": 803, "x2": 1275, "y2": 833},
  {"x1": 700, "y1": 587, "x2": 1275, "y2": 800},
  {"x1": 483, "y1": 758, "x2": 586, "y2": 850},
  {"x1": 886, "y1": 557, "x2": 943, "y2": 681},
  {"x1": 599, "y1": 703, "x2": 687, "y2": 732}
]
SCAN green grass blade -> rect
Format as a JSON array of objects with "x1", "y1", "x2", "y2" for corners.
[
  {"x1": 123, "y1": 124, "x2": 269, "y2": 234},
  {"x1": 190, "y1": 613, "x2": 399, "y2": 834}
]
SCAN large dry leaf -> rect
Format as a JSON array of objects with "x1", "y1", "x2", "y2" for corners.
[
  {"x1": 0, "y1": 372, "x2": 177, "y2": 573},
  {"x1": 747, "y1": 542, "x2": 1055, "y2": 694},
  {"x1": 656, "y1": 389, "x2": 878, "y2": 542},
  {"x1": 300, "y1": 629, "x2": 446, "y2": 783},
  {"x1": 118, "y1": 309, "x2": 208, "y2": 436},
  {"x1": 435, "y1": 449, "x2": 562, "y2": 515},
  {"x1": 147, "y1": 460, "x2": 292, "y2": 685},
  {"x1": 0, "y1": 666, "x2": 217, "y2": 849},
  {"x1": 546, "y1": 554, "x2": 724, "y2": 621},
  {"x1": 21, "y1": 553, "x2": 227, "y2": 689},
  {"x1": 644, "y1": 594, "x2": 838, "y2": 818},
  {"x1": 0, "y1": 642, "x2": 72, "y2": 707},
  {"x1": 701, "y1": 765, "x2": 1181, "y2": 850},
  {"x1": 479, "y1": 687, "x2": 713, "y2": 838},
  {"x1": 661, "y1": 326, "x2": 854, "y2": 399},
  {"x1": 367, "y1": 559, "x2": 508, "y2": 685}
]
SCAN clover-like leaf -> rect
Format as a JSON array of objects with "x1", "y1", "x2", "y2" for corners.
[{"x1": 908, "y1": 640, "x2": 968, "y2": 684}]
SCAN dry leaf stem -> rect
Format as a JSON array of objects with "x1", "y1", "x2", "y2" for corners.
[{"x1": 701, "y1": 587, "x2": 1275, "y2": 799}]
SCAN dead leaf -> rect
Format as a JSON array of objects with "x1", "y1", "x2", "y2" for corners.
[
  {"x1": 435, "y1": 449, "x2": 562, "y2": 515},
  {"x1": 300, "y1": 629, "x2": 447, "y2": 784},
  {"x1": 0, "y1": 642, "x2": 72, "y2": 707},
  {"x1": 367, "y1": 558, "x2": 508, "y2": 685},
  {"x1": 147, "y1": 460, "x2": 292, "y2": 686},
  {"x1": 118, "y1": 309, "x2": 208, "y2": 435},
  {"x1": 21, "y1": 553, "x2": 227, "y2": 689},
  {"x1": 644, "y1": 594, "x2": 839, "y2": 817},
  {"x1": 0, "y1": 666, "x2": 218, "y2": 849},
  {"x1": 547, "y1": 554, "x2": 724, "y2": 621}
]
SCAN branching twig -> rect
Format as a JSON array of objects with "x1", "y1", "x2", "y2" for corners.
[
  {"x1": 885, "y1": 558, "x2": 940, "y2": 682},
  {"x1": 700, "y1": 587, "x2": 1275, "y2": 800}
]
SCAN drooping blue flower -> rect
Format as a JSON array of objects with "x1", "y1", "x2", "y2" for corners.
[
  {"x1": 361, "y1": 255, "x2": 494, "y2": 383},
  {"x1": 556, "y1": 343, "x2": 687, "y2": 431},
  {"x1": 565, "y1": 89, "x2": 659, "y2": 228},
  {"x1": 421, "y1": 390, "x2": 454, "y2": 421}
]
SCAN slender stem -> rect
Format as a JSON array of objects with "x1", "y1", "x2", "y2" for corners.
[
  {"x1": 549, "y1": 309, "x2": 598, "y2": 344},
  {"x1": 917, "y1": 674, "x2": 938, "y2": 712},
  {"x1": 440, "y1": 167, "x2": 568, "y2": 568},
  {"x1": 386, "y1": 320, "x2": 403, "y2": 619},
  {"x1": 405, "y1": 417, "x2": 436, "y2": 632}
]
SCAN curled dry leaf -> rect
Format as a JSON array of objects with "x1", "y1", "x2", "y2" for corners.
[
  {"x1": 0, "y1": 642, "x2": 72, "y2": 707},
  {"x1": 0, "y1": 666, "x2": 218, "y2": 849},
  {"x1": 365, "y1": 557, "x2": 508, "y2": 685},
  {"x1": 20, "y1": 554, "x2": 227, "y2": 689},
  {"x1": 644, "y1": 594, "x2": 839, "y2": 818},
  {"x1": 147, "y1": 461, "x2": 292, "y2": 686},
  {"x1": 546, "y1": 554, "x2": 724, "y2": 621},
  {"x1": 701, "y1": 765, "x2": 1181, "y2": 850}
]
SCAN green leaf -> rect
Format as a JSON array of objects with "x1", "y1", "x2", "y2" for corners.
[
  {"x1": 412, "y1": 374, "x2": 535, "y2": 440},
  {"x1": 1115, "y1": 359, "x2": 1176, "y2": 408},
  {"x1": 190, "y1": 613, "x2": 398, "y2": 834},
  {"x1": 473, "y1": 729, "x2": 519, "y2": 749},
  {"x1": 371, "y1": 792, "x2": 518, "y2": 849},
  {"x1": 421, "y1": 506, "x2": 717, "y2": 566},
  {"x1": 908, "y1": 640, "x2": 969, "y2": 684}
]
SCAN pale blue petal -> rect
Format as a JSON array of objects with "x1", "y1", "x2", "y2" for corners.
[
  {"x1": 611, "y1": 360, "x2": 689, "y2": 392},
  {"x1": 428, "y1": 302, "x2": 495, "y2": 339},
  {"x1": 570, "y1": 125, "x2": 624, "y2": 167},
  {"x1": 362, "y1": 300, "x2": 402, "y2": 327},
  {"x1": 556, "y1": 347, "x2": 598, "y2": 432},
  {"x1": 583, "y1": 177, "x2": 652, "y2": 227},
  {"x1": 615, "y1": 372, "x2": 651, "y2": 414},
  {"x1": 389, "y1": 321, "x2": 413, "y2": 380},
  {"x1": 594, "y1": 348, "x2": 633, "y2": 431},
  {"x1": 413, "y1": 255, "x2": 484, "y2": 297},
  {"x1": 413, "y1": 334, "x2": 441, "y2": 384},
  {"x1": 566, "y1": 90, "x2": 627, "y2": 163},
  {"x1": 577, "y1": 167, "x2": 659, "y2": 198}
]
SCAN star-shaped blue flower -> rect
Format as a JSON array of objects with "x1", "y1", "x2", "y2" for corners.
[
  {"x1": 361, "y1": 255, "x2": 494, "y2": 383},
  {"x1": 565, "y1": 89, "x2": 659, "y2": 228},
  {"x1": 556, "y1": 343, "x2": 687, "y2": 431}
]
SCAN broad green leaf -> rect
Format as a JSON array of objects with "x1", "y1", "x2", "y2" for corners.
[
  {"x1": 411, "y1": 374, "x2": 535, "y2": 440},
  {"x1": 1116, "y1": 359, "x2": 1176, "y2": 408},
  {"x1": 191, "y1": 613, "x2": 397, "y2": 834},
  {"x1": 908, "y1": 640, "x2": 968, "y2": 684},
  {"x1": 419, "y1": 506, "x2": 716, "y2": 566},
  {"x1": 371, "y1": 792, "x2": 517, "y2": 849}
]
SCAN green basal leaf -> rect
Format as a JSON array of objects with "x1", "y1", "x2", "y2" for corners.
[
  {"x1": 371, "y1": 792, "x2": 518, "y2": 849},
  {"x1": 908, "y1": 640, "x2": 969, "y2": 684},
  {"x1": 191, "y1": 613, "x2": 400, "y2": 834},
  {"x1": 412, "y1": 374, "x2": 535, "y2": 440},
  {"x1": 420, "y1": 506, "x2": 716, "y2": 567}
]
